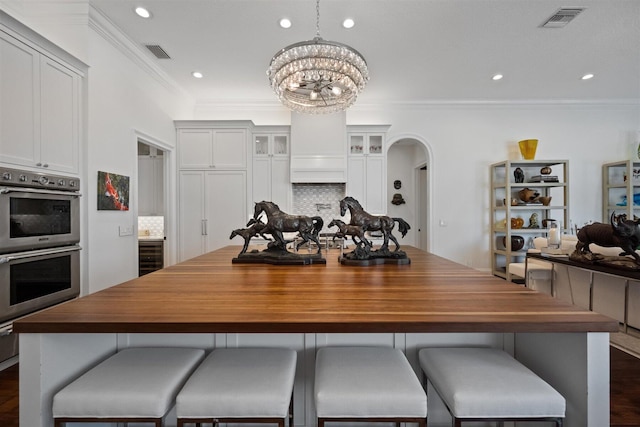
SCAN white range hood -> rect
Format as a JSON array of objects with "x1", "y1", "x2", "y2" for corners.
[{"x1": 289, "y1": 111, "x2": 347, "y2": 183}]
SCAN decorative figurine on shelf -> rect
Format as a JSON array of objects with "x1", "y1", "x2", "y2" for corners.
[
  {"x1": 328, "y1": 219, "x2": 370, "y2": 248},
  {"x1": 338, "y1": 196, "x2": 411, "y2": 265},
  {"x1": 527, "y1": 213, "x2": 540, "y2": 229},
  {"x1": 540, "y1": 166, "x2": 552, "y2": 175},
  {"x1": 230, "y1": 201, "x2": 326, "y2": 265},
  {"x1": 518, "y1": 187, "x2": 540, "y2": 204},
  {"x1": 571, "y1": 212, "x2": 640, "y2": 269},
  {"x1": 514, "y1": 167, "x2": 525, "y2": 183}
]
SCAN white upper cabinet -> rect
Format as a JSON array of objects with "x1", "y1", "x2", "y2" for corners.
[
  {"x1": 252, "y1": 129, "x2": 290, "y2": 210},
  {"x1": 347, "y1": 126, "x2": 389, "y2": 215},
  {"x1": 178, "y1": 127, "x2": 248, "y2": 170},
  {"x1": 0, "y1": 31, "x2": 81, "y2": 174}
]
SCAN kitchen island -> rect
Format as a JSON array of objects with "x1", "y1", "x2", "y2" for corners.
[{"x1": 15, "y1": 246, "x2": 617, "y2": 427}]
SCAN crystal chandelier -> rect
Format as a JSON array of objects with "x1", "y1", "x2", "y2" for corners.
[{"x1": 267, "y1": 0, "x2": 369, "y2": 114}]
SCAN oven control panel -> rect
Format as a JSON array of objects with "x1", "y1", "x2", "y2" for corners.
[{"x1": 0, "y1": 167, "x2": 79, "y2": 191}]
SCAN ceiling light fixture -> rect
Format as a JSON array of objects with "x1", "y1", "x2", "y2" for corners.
[
  {"x1": 266, "y1": 0, "x2": 369, "y2": 114},
  {"x1": 192, "y1": 71, "x2": 203, "y2": 79},
  {"x1": 581, "y1": 73, "x2": 594, "y2": 80},
  {"x1": 279, "y1": 18, "x2": 292, "y2": 29},
  {"x1": 343, "y1": 18, "x2": 355, "y2": 29},
  {"x1": 492, "y1": 74, "x2": 504, "y2": 81},
  {"x1": 134, "y1": 6, "x2": 151, "y2": 18}
]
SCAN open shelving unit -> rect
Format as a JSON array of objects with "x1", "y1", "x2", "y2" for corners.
[
  {"x1": 603, "y1": 160, "x2": 639, "y2": 222},
  {"x1": 491, "y1": 160, "x2": 570, "y2": 281}
]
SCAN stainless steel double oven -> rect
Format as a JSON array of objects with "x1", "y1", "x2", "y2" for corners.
[{"x1": 0, "y1": 167, "x2": 81, "y2": 363}]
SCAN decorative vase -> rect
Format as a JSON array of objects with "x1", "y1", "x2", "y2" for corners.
[
  {"x1": 518, "y1": 139, "x2": 538, "y2": 160},
  {"x1": 503, "y1": 235, "x2": 525, "y2": 251}
]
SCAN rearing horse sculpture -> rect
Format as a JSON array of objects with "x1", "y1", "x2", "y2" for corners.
[
  {"x1": 253, "y1": 201, "x2": 324, "y2": 253},
  {"x1": 339, "y1": 196, "x2": 410, "y2": 252}
]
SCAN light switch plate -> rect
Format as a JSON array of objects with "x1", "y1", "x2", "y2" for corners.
[{"x1": 119, "y1": 225, "x2": 133, "y2": 236}]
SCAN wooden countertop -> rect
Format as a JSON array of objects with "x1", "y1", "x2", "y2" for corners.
[{"x1": 14, "y1": 246, "x2": 618, "y2": 334}]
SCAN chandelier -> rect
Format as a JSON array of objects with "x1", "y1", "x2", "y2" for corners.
[{"x1": 266, "y1": 0, "x2": 369, "y2": 114}]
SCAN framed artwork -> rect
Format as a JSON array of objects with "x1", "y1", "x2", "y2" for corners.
[{"x1": 97, "y1": 171, "x2": 130, "y2": 211}]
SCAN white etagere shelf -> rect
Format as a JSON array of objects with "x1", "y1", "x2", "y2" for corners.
[{"x1": 490, "y1": 160, "x2": 570, "y2": 281}]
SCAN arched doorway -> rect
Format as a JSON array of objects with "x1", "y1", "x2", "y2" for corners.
[{"x1": 386, "y1": 136, "x2": 432, "y2": 252}]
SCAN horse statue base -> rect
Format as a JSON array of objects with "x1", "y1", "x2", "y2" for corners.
[
  {"x1": 339, "y1": 246, "x2": 411, "y2": 266},
  {"x1": 232, "y1": 245, "x2": 326, "y2": 265}
]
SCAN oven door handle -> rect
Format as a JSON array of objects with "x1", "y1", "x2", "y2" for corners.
[
  {"x1": 0, "y1": 186, "x2": 82, "y2": 197},
  {"x1": 0, "y1": 245, "x2": 82, "y2": 264}
]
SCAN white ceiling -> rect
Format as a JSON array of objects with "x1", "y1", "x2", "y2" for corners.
[{"x1": 89, "y1": 0, "x2": 640, "y2": 106}]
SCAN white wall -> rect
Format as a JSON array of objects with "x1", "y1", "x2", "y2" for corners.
[{"x1": 84, "y1": 25, "x2": 192, "y2": 293}]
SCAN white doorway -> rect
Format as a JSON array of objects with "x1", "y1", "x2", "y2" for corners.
[
  {"x1": 386, "y1": 136, "x2": 432, "y2": 252},
  {"x1": 135, "y1": 131, "x2": 173, "y2": 272}
]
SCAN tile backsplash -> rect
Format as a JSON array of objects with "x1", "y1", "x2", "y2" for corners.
[
  {"x1": 292, "y1": 184, "x2": 347, "y2": 231},
  {"x1": 138, "y1": 216, "x2": 164, "y2": 238}
]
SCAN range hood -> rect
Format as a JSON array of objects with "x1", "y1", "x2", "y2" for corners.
[{"x1": 290, "y1": 111, "x2": 347, "y2": 183}]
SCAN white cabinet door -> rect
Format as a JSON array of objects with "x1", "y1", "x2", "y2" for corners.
[
  {"x1": 365, "y1": 156, "x2": 385, "y2": 214},
  {"x1": 179, "y1": 129, "x2": 213, "y2": 169},
  {"x1": 179, "y1": 171, "x2": 207, "y2": 262},
  {"x1": 179, "y1": 170, "x2": 247, "y2": 261},
  {"x1": 252, "y1": 157, "x2": 272, "y2": 204},
  {"x1": 0, "y1": 32, "x2": 39, "y2": 168},
  {"x1": 205, "y1": 171, "x2": 247, "y2": 252},
  {"x1": 39, "y1": 56, "x2": 79, "y2": 173},
  {"x1": 0, "y1": 32, "x2": 80, "y2": 174},
  {"x1": 213, "y1": 130, "x2": 247, "y2": 169},
  {"x1": 270, "y1": 157, "x2": 290, "y2": 210},
  {"x1": 179, "y1": 129, "x2": 247, "y2": 170},
  {"x1": 347, "y1": 156, "x2": 366, "y2": 208}
]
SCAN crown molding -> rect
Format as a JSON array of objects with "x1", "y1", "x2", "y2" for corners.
[{"x1": 88, "y1": 5, "x2": 192, "y2": 101}]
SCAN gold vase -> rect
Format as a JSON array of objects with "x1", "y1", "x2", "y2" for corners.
[{"x1": 518, "y1": 139, "x2": 538, "y2": 160}]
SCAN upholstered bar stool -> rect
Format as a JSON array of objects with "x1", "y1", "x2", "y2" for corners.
[
  {"x1": 176, "y1": 347, "x2": 297, "y2": 427},
  {"x1": 418, "y1": 347, "x2": 565, "y2": 427},
  {"x1": 314, "y1": 346, "x2": 427, "y2": 427},
  {"x1": 53, "y1": 347, "x2": 206, "y2": 427}
]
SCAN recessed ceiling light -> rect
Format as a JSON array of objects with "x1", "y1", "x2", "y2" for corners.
[
  {"x1": 492, "y1": 74, "x2": 503, "y2": 81},
  {"x1": 192, "y1": 71, "x2": 203, "y2": 79},
  {"x1": 582, "y1": 73, "x2": 594, "y2": 80},
  {"x1": 343, "y1": 18, "x2": 355, "y2": 29},
  {"x1": 279, "y1": 18, "x2": 292, "y2": 29},
  {"x1": 134, "y1": 7, "x2": 151, "y2": 18}
]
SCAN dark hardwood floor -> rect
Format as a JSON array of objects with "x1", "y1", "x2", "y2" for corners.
[{"x1": 0, "y1": 346, "x2": 638, "y2": 426}]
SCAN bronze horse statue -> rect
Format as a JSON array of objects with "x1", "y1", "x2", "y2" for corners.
[
  {"x1": 339, "y1": 196, "x2": 410, "y2": 252},
  {"x1": 328, "y1": 219, "x2": 370, "y2": 248},
  {"x1": 253, "y1": 201, "x2": 324, "y2": 253}
]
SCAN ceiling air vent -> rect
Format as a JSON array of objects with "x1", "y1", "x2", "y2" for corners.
[
  {"x1": 145, "y1": 44, "x2": 171, "y2": 59},
  {"x1": 540, "y1": 8, "x2": 585, "y2": 28}
]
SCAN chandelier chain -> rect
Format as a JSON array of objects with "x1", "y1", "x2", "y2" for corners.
[{"x1": 315, "y1": 0, "x2": 321, "y2": 38}]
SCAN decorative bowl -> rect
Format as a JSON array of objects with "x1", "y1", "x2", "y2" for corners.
[{"x1": 503, "y1": 235, "x2": 525, "y2": 251}]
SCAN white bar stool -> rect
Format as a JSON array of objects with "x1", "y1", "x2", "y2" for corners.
[
  {"x1": 419, "y1": 347, "x2": 565, "y2": 427},
  {"x1": 53, "y1": 347, "x2": 206, "y2": 427},
  {"x1": 176, "y1": 347, "x2": 297, "y2": 427},
  {"x1": 314, "y1": 346, "x2": 427, "y2": 427}
]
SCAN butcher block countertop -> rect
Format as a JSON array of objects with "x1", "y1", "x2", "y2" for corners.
[{"x1": 14, "y1": 246, "x2": 618, "y2": 334}]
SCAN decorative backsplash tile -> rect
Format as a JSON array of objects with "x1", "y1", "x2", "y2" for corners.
[
  {"x1": 138, "y1": 216, "x2": 164, "y2": 238},
  {"x1": 292, "y1": 184, "x2": 346, "y2": 231}
]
